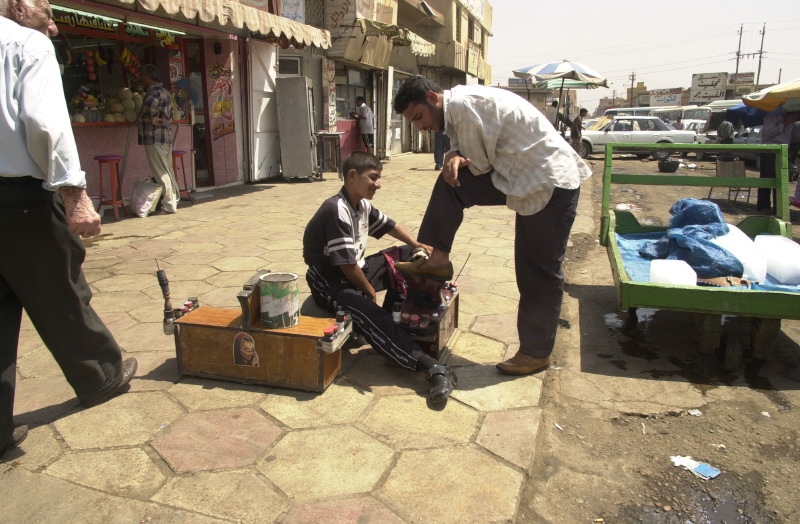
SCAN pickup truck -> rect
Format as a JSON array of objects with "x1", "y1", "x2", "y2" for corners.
[{"x1": 578, "y1": 115, "x2": 696, "y2": 160}]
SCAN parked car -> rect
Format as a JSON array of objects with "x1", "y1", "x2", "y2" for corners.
[
  {"x1": 683, "y1": 119, "x2": 707, "y2": 132},
  {"x1": 578, "y1": 116, "x2": 696, "y2": 160}
]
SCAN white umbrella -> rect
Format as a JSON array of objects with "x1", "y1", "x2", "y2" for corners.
[{"x1": 514, "y1": 60, "x2": 608, "y2": 126}]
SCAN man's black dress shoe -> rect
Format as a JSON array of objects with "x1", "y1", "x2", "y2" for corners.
[
  {"x1": 78, "y1": 358, "x2": 138, "y2": 407},
  {"x1": 1, "y1": 425, "x2": 28, "y2": 459}
]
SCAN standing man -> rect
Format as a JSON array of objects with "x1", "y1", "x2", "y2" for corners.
[
  {"x1": 1, "y1": 0, "x2": 137, "y2": 458},
  {"x1": 393, "y1": 76, "x2": 592, "y2": 376},
  {"x1": 139, "y1": 63, "x2": 179, "y2": 215},
  {"x1": 758, "y1": 111, "x2": 800, "y2": 214},
  {"x1": 672, "y1": 117, "x2": 685, "y2": 130},
  {"x1": 570, "y1": 107, "x2": 588, "y2": 154},
  {"x1": 351, "y1": 96, "x2": 375, "y2": 155}
]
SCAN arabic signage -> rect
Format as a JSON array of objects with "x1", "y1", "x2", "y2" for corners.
[
  {"x1": 730, "y1": 72, "x2": 755, "y2": 86},
  {"x1": 691, "y1": 72, "x2": 728, "y2": 90},
  {"x1": 53, "y1": 8, "x2": 117, "y2": 33},
  {"x1": 689, "y1": 89, "x2": 725, "y2": 104},
  {"x1": 649, "y1": 87, "x2": 682, "y2": 107}
]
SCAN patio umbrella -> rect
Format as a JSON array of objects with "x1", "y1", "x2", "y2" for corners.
[
  {"x1": 742, "y1": 77, "x2": 800, "y2": 112},
  {"x1": 513, "y1": 60, "x2": 608, "y2": 126},
  {"x1": 724, "y1": 103, "x2": 781, "y2": 127}
]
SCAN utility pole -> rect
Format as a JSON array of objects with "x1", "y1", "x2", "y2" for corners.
[
  {"x1": 756, "y1": 23, "x2": 765, "y2": 87},
  {"x1": 778, "y1": 68, "x2": 782, "y2": 83},
  {"x1": 732, "y1": 24, "x2": 743, "y2": 99},
  {"x1": 628, "y1": 72, "x2": 636, "y2": 107}
]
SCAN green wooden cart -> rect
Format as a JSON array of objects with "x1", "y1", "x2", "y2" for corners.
[{"x1": 599, "y1": 142, "x2": 798, "y2": 369}]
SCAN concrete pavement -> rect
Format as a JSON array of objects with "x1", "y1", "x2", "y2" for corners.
[{"x1": 2, "y1": 153, "x2": 597, "y2": 523}]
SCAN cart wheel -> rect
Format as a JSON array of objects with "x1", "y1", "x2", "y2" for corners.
[{"x1": 720, "y1": 334, "x2": 742, "y2": 372}]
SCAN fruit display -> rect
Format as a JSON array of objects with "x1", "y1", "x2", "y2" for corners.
[{"x1": 69, "y1": 84, "x2": 146, "y2": 124}]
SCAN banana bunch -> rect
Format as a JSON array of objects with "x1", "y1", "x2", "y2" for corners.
[
  {"x1": 94, "y1": 48, "x2": 107, "y2": 66},
  {"x1": 120, "y1": 47, "x2": 132, "y2": 67},
  {"x1": 64, "y1": 48, "x2": 73, "y2": 65}
]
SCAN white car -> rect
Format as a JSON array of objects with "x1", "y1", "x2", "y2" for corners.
[{"x1": 579, "y1": 116, "x2": 697, "y2": 160}]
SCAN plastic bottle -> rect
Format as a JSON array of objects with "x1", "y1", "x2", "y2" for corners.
[{"x1": 392, "y1": 303, "x2": 402, "y2": 323}]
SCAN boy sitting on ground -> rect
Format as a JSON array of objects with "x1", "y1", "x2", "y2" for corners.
[{"x1": 302, "y1": 151, "x2": 456, "y2": 403}]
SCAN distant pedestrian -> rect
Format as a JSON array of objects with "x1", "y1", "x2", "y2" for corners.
[
  {"x1": 434, "y1": 130, "x2": 450, "y2": 170},
  {"x1": 139, "y1": 64, "x2": 179, "y2": 215},
  {"x1": 570, "y1": 108, "x2": 588, "y2": 153},
  {"x1": 672, "y1": 117, "x2": 684, "y2": 130},
  {"x1": 351, "y1": 96, "x2": 375, "y2": 155},
  {"x1": 1, "y1": 0, "x2": 137, "y2": 459},
  {"x1": 758, "y1": 111, "x2": 800, "y2": 214}
]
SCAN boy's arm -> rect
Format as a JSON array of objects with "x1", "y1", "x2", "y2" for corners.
[
  {"x1": 386, "y1": 224, "x2": 432, "y2": 254},
  {"x1": 339, "y1": 264, "x2": 377, "y2": 302}
]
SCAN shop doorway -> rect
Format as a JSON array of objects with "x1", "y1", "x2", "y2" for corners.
[{"x1": 184, "y1": 39, "x2": 214, "y2": 186}]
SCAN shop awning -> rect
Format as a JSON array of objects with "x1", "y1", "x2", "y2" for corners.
[
  {"x1": 357, "y1": 19, "x2": 434, "y2": 57},
  {"x1": 104, "y1": 0, "x2": 331, "y2": 48}
]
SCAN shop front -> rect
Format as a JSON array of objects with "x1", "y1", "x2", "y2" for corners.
[{"x1": 52, "y1": 0, "x2": 330, "y2": 204}]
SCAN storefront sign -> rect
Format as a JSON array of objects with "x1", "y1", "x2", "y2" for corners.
[
  {"x1": 691, "y1": 73, "x2": 728, "y2": 90},
  {"x1": 53, "y1": 9, "x2": 117, "y2": 33},
  {"x1": 124, "y1": 24, "x2": 152, "y2": 39}
]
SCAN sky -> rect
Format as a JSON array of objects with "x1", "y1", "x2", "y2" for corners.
[{"x1": 486, "y1": 0, "x2": 800, "y2": 113}]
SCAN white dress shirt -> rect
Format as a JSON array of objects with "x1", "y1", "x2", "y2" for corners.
[
  {"x1": 443, "y1": 85, "x2": 592, "y2": 215},
  {"x1": 0, "y1": 17, "x2": 85, "y2": 189}
]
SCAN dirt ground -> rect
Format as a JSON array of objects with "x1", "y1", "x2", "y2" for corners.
[{"x1": 519, "y1": 153, "x2": 800, "y2": 524}]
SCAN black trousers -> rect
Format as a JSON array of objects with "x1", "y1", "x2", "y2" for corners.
[
  {"x1": 418, "y1": 168, "x2": 580, "y2": 358},
  {"x1": 0, "y1": 178, "x2": 123, "y2": 444},
  {"x1": 757, "y1": 153, "x2": 777, "y2": 211},
  {"x1": 306, "y1": 246, "x2": 426, "y2": 371}
]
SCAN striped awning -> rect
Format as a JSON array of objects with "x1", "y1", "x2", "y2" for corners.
[
  {"x1": 104, "y1": 0, "x2": 330, "y2": 48},
  {"x1": 357, "y1": 19, "x2": 434, "y2": 57}
]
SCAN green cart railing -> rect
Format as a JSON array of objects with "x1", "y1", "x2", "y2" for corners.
[{"x1": 599, "y1": 142, "x2": 798, "y2": 370}]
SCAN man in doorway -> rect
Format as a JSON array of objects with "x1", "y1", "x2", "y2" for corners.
[
  {"x1": 351, "y1": 96, "x2": 375, "y2": 155},
  {"x1": 393, "y1": 76, "x2": 592, "y2": 376},
  {"x1": 139, "y1": 63, "x2": 179, "y2": 215},
  {"x1": 1, "y1": 0, "x2": 137, "y2": 458},
  {"x1": 570, "y1": 108, "x2": 588, "y2": 153}
]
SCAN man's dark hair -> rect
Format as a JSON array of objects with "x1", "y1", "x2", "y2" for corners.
[
  {"x1": 343, "y1": 151, "x2": 382, "y2": 176},
  {"x1": 579, "y1": 108, "x2": 588, "y2": 115},
  {"x1": 393, "y1": 75, "x2": 443, "y2": 113},
  {"x1": 142, "y1": 64, "x2": 160, "y2": 82},
  {"x1": 551, "y1": 100, "x2": 559, "y2": 107},
  {"x1": 356, "y1": 95, "x2": 365, "y2": 103}
]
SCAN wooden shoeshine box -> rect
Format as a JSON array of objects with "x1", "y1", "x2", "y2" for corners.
[{"x1": 175, "y1": 307, "x2": 341, "y2": 393}]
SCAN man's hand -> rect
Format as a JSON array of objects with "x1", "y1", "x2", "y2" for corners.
[
  {"x1": 442, "y1": 152, "x2": 470, "y2": 187},
  {"x1": 61, "y1": 186, "x2": 101, "y2": 238},
  {"x1": 339, "y1": 264, "x2": 377, "y2": 302}
]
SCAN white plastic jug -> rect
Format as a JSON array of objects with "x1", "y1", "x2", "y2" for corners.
[
  {"x1": 710, "y1": 224, "x2": 767, "y2": 283},
  {"x1": 753, "y1": 235, "x2": 800, "y2": 285},
  {"x1": 649, "y1": 259, "x2": 697, "y2": 286}
]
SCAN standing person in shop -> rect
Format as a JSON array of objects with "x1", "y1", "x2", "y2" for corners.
[
  {"x1": 570, "y1": 108, "x2": 588, "y2": 153},
  {"x1": 139, "y1": 63, "x2": 179, "y2": 215},
  {"x1": 757, "y1": 111, "x2": 800, "y2": 214},
  {"x1": 0, "y1": 0, "x2": 137, "y2": 459},
  {"x1": 393, "y1": 75, "x2": 592, "y2": 377},
  {"x1": 351, "y1": 96, "x2": 375, "y2": 155}
]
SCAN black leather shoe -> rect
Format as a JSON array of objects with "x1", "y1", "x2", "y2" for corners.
[
  {"x1": 426, "y1": 364, "x2": 457, "y2": 403},
  {"x1": 79, "y1": 358, "x2": 138, "y2": 407},
  {"x1": 1, "y1": 425, "x2": 28, "y2": 458}
]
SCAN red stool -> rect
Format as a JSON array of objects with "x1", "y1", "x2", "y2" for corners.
[
  {"x1": 172, "y1": 150, "x2": 194, "y2": 204},
  {"x1": 94, "y1": 155, "x2": 127, "y2": 219}
]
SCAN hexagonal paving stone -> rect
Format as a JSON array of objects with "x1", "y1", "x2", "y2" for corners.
[
  {"x1": 169, "y1": 378, "x2": 267, "y2": 411},
  {"x1": 211, "y1": 256, "x2": 268, "y2": 272},
  {"x1": 459, "y1": 292, "x2": 518, "y2": 315},
  {"x1": 54, "y1": 392, "x2": 182, "y2": 449},
  {"x1": 378, "y1": 447, "x2": 523, "y2": 524},
  {"x1": 283, "y1": 496, "x2": 405, "y2": 524},
  {"x1": 257, "y1": 426, "x2": 393, "y2": 500},
  {"x1": 449, "y1": 365, "x2": 543, "y2": 412},
  {"x1": 476, "y1": 408, "x2": 542, "y2": 470},
  {"x1": 448, "y1": 332, "x2": 506, "y2": 367},
  {"x1": 361, "y1": 395, "x2": 478, "y2": 449},
  {"x1": 152, "y1": 408, "x2": 281, "y2": 473},
  {"x1": 45, "y1": 448, "x2": 165, "y2": 498},
  {"x1": 260, "y1": 382, "x2": 374, "y2": 428},
  {"x1": 471, "y1": 313, "x2": 519, "y2": 345},
  {"x1": 344, "y1": 354, "x2": 424, "y2": 396},
  {"x1": 152, "y1": 470, "x2": 287, "y2": 523},
  {"x1": 92, "y1": 273, "x2": 155, "y2": 292}
]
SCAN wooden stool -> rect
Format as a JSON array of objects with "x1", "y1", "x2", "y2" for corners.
[
  {"x1": 94, "y1": 155, "x2": 127, "y2": 219},
  {"x1": 172, "y1": 150, "x2": 194, "y2": 204}
]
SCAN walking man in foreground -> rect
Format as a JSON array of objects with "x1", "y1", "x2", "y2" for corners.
[
  {"x1": 1, "y1": 0, "x2": 137, "y2": 459},
  {"x1": 393, "y1": 76, "x2": 591, "y2": 376}
]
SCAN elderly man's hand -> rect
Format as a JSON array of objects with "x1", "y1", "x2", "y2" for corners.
[{"x1": 61, "y1": 187, "x2": 102, "y2": 238}]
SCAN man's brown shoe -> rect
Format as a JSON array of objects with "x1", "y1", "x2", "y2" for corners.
[
  {"x1": 394, "y1": 257, "x2": 454, "y2": 281},
  {"x1": 496, "y1": 352, "x2": 551, "y2": 376}
]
